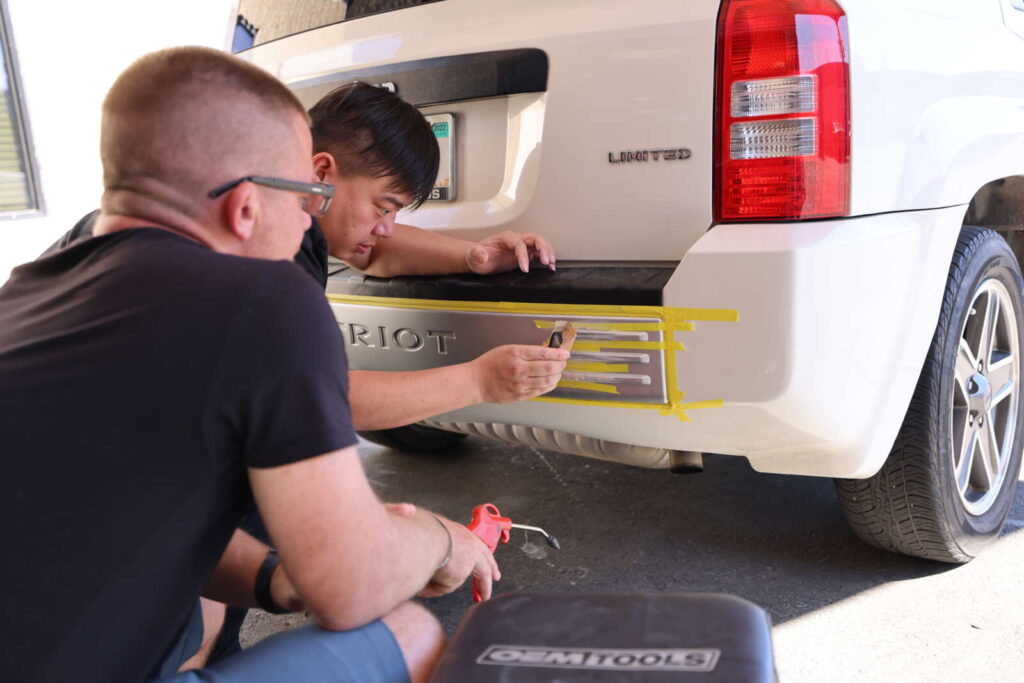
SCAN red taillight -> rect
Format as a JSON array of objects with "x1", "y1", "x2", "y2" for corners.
[{"x1": 714, "y1": 0, "x2": 850, "y2": 222}]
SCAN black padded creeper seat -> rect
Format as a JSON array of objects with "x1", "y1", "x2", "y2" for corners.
[{"x1": 430, "y1": 592, "x2": 776, "y2": 682}]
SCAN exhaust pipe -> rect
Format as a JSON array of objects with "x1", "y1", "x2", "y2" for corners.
[{"x1": 669, "y1": 451, "x2": 704, "y2": 474}]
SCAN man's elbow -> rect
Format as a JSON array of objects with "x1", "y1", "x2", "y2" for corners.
[
  {"x1": 349, "y1": 411, "x2": 373, "y2": 431},
  {"x1": 299, "y1": 576, "x2": 403, "y2": 631},
  {"x1": 308, "y1": 598, "x2": 386, "y2": 632},
  {"x1": 311, "y1": 611, "x2": 372, "y2": 633}
]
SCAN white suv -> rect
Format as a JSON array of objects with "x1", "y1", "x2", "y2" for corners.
[{"x1": 239, "y1": 0, "x2": 1024, "y2": 563}]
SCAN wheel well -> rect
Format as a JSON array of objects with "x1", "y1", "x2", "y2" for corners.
[{"x1": 964, "y1": 176, "x2": 1024, "y2": 265}]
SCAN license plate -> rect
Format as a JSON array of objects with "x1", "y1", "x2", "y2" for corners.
[{"x1": 425, "y1": 113, "x2": 455, "y2": 201}]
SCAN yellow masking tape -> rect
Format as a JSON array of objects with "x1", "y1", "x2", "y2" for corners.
[
  {"x1": 571, "y1": 340, "x2": 687, "y2": 352},
  {"x1": 325, "y1": 292, "x2": 738, "y2": 421},
  {"x1": 664, "y1": 308, "x2": 739, "y2": 323},
  {"x1": 532, "y1": 320, "x2": 693, "y2": 332},
  {"x1": 327, "y1": 293, "x2": 737, "y2": 323},
  {"x1": 557, "y1": 380, "x2": 620, "y2": 395},
  {"x1": 533, "y1": 395, "x2": 724, "y2": 414},
  {"x1": 679, "y1": 399, "x2": 726, "y2": 411},
  {"x1": 565, "y1": 361, "x2": 630, "y2": 373}
]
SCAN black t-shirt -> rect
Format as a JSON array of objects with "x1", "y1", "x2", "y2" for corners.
[
  {"x1": 296, "y1": 217, "x2": 330, "y2": 289},
  {"x1": 0, "y1": 228, "x2": 356, "y2": 682},
  {"x1": 50, "y1": 210, "x2": 331, "y2": 288}
]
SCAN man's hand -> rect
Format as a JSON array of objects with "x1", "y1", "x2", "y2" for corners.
[
  {"x1": 470, "y1": 345, "x2": 570, "y2": 403},
  {"x1": 466, "y1": 231, "x2": 557, "y2": 274},
  {"x1": 384, "y1": 505, "x2": 500, "y2": 600},
  {"x1": 418, "y1": 515, "x2": 501, "y2": 600}
]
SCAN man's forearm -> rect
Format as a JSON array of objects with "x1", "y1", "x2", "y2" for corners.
[
  {"x1": 359, "y1": 223, "x2": 472, "y2": 277},
  {"x1": 297, "y1": 506, "x2": 488, "y2": 631},
  {"x1": 251, "y1": 453, "x2": 454, "y2": 631},
  {"x1": 349, "y1": 364, "x2": 482, "y2": 431}
]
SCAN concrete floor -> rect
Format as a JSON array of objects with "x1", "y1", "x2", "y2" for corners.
[{"x1": 242, "y1": 435, "x2": 1024, "y2": 681}]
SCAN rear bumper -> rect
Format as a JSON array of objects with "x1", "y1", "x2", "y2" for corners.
[{"x1": 328, "y1": 206, "x2": 965, "y2": 478}]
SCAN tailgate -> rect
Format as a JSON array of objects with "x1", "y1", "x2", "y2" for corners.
[{"x1": 241, "y1": 0, "x2": 722, "y2": 261}]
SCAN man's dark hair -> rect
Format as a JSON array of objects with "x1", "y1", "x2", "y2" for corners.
[{"x1": 310, "y1": 82, "x2": 439, "y2": 209}]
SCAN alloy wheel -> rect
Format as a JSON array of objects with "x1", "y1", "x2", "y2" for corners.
[{"x1": 951, "y1": 278, "x2": 1020, "y2": 516}]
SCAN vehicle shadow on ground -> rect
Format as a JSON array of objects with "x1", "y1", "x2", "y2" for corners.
[{"x1": 360, "y1": 436, "x2": 1023, "y2": 633}]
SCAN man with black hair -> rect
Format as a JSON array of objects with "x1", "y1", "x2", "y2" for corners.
[{"x1": 307, "y1": 81, "x2": 568, "y2": 431}]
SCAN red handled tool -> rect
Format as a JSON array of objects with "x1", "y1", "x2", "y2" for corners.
[{"x1": 467, "y1": 502, "x2": 560, "y2": 602}]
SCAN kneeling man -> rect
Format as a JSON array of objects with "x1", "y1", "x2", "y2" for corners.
[{"x1": 0, "y1": 47, "x2": 496, "y2": 683}]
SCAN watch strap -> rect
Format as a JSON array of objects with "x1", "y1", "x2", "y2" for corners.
[{"x1": 254, "y1": 549, "x2": 289, "y2": 614}]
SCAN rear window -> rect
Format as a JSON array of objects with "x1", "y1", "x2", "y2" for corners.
[{"x1": 233, "y1": 0, "x2": 445, "y2": 53}]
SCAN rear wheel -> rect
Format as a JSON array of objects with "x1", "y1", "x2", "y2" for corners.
[
  {"x1": 836, "y1": 227, "x2": 1024, "y2": 562},
  {"x1": 358, "y1": 423, "x2": 468, "y2": 453}
]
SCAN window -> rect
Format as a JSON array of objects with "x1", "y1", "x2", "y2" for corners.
[
  {"x1": 0, "y1": 0, "x2": 40, "y2": 217},
  {"x1": 233, "y1": 0, "x2": 445, "y2": 53}
]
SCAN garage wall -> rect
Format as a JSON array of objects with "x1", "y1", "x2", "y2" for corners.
[{"x1": 0, "y1": 0, "x2": 235, "y2": 283}]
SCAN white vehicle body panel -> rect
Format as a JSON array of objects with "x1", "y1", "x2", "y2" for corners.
[
  {"x1": 418, "y1": 206, "x2": 962, "y2": 478},
  {"x1": 245, "y1": 0, "x2": 719, "y2": 261},
  {"x1": 244, "y1": 0, "x2": 1024, "y2": 477},
  {"x1": 848, "y1": 1, "x2": 1024, "y2": 215}
]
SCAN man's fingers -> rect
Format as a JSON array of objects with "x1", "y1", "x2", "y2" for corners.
[
  {"x1": 475, "y1": 344, "x2": 569, "y2": 403},
  {"x1": 478, "y1": 232, "x2": 558, "y2": 273},
  {"x1": 540, "y1": 237, "x2": 557, "y2": 271},
  {"x1": 515, "y1": 344, "x2": 571, "y2": 361},
  {"x1": 524, "y1": 360, "x2": 568, "y2": 378},
  {"x1": 516, "y1": 234, "x2": 555, "y2": 271},
  {"x1": 473, "y1": 561, "x2": 494, "y2": 601},
  {"x1": 519, "y1": 378, "x2": 562, "y2": 395},
  {"x1": 529, "y1": 235, "x2": 556, "y2": 270},
  {"x1": 488, "y1": 549, "x2": 501, "y2": 582},
  {"x1": 540, "y1": 245, "x2": 557, "y2": 270},
  {"x1": 513, "y1": 240, "x2": 530, "y2": 272},
  {"x1": 497, "y1": 233, "x2": 530, "y2": 271},
  {"x1": 523, "y1": 234, "x2": 556, "y2": 269}
]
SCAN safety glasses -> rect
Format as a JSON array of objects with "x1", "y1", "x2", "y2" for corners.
[{"x1": 208, "y1": 175, "x2": 335, "y2": 217}]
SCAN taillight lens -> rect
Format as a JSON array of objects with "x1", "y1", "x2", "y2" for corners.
[{"x1": 715, "y1": 0, "x2": 850, "y2": 221}]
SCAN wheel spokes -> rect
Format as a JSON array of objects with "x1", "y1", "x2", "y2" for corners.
[
  {"x1": 975, "y1": 421, "x2": 1001, "y2": 492},
  {"x1": 989, "y1": 353, "x2": 1015, "y2": 408},
  {"x1": 956, "y1": 428, "x2": 977, "y2": 493},
  {"x1": 978, "y1": 290, "x2": 1000, "y2": 369},
  {"x1": 956, "y1": 339, "x2": 977, "y2": 400}
]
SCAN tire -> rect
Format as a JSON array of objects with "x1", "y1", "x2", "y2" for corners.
[
  {"x1": 835, "y1": 226, "x2": 1024, "y2": 563},
  {"x1": 358, "y1": 423, "x2": 468, "y2": 453}
]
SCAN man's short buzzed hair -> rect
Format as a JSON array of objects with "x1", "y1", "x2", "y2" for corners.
[
  {"x1": 101, "y1": 46, "x2": 309, "y2": 217},
  {"x1": 309, "y1": 82, "x2": 439, "y2": 209}
]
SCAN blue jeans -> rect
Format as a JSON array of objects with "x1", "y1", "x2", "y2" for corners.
[{"x1": 152, "y1": 619, "x2": 409, "y2": 683}]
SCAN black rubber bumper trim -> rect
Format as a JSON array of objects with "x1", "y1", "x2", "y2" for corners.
[
  {"x1": 325, "y1": 263, "x2": 675, "y2": 306},
  {"x1": 293, "y1": 49, "x2": 548, "y2": 107}
]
